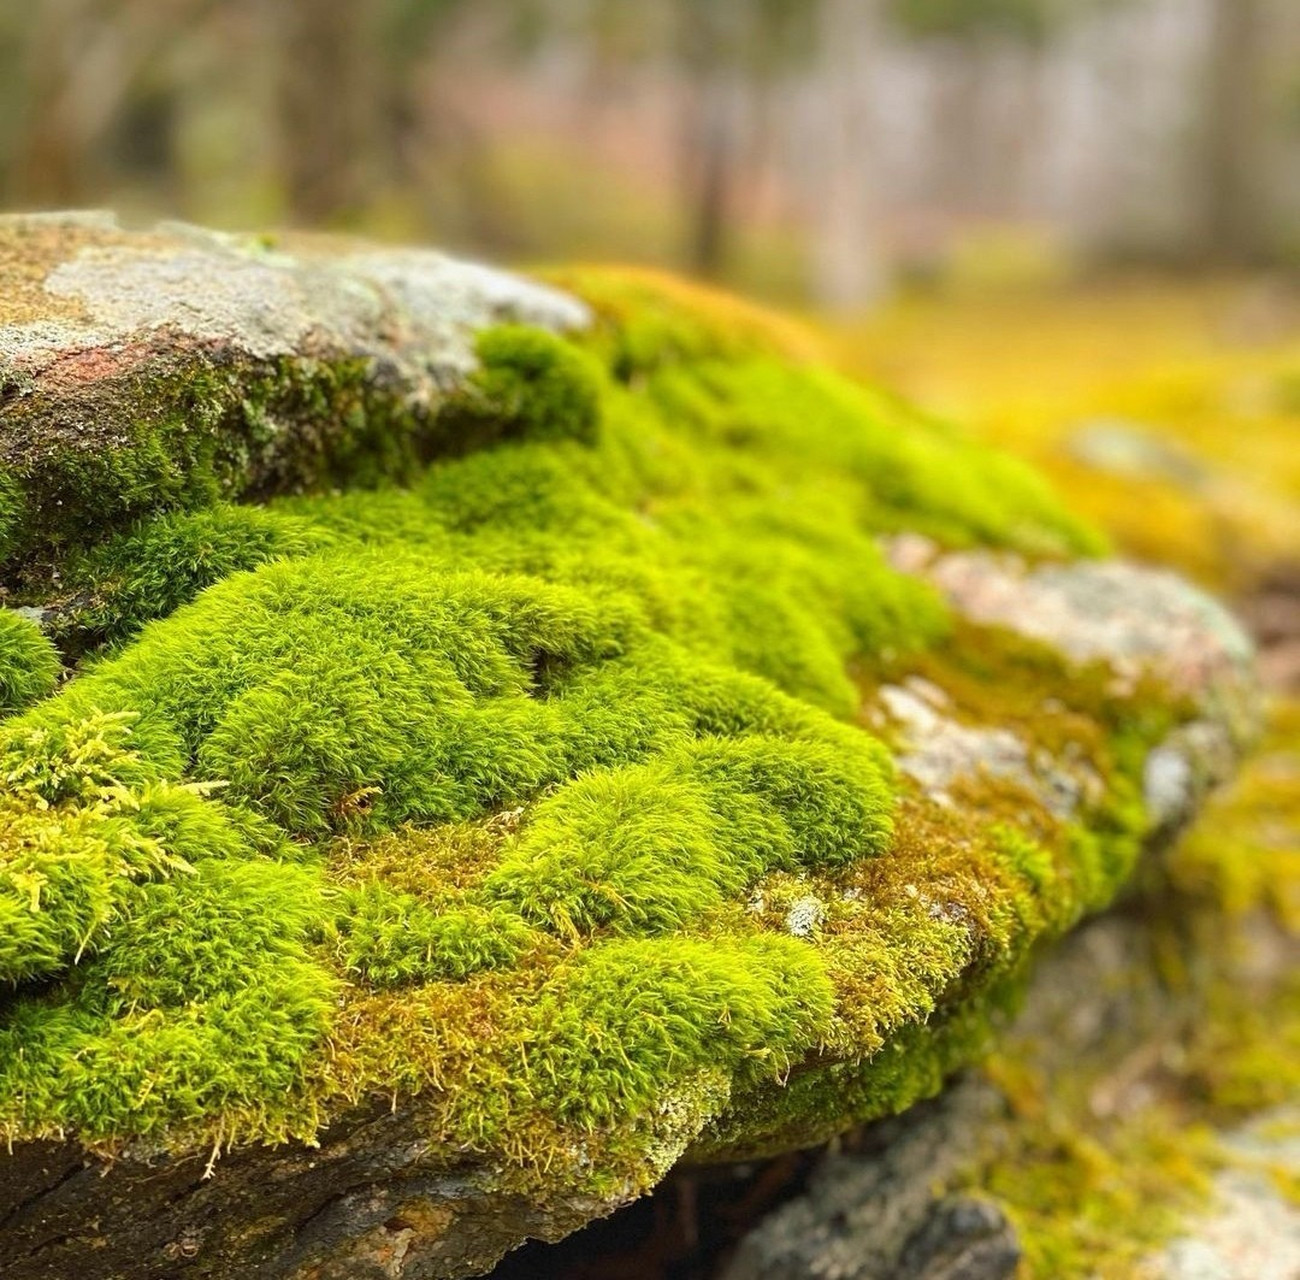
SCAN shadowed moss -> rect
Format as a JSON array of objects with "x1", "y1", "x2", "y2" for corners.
[
  {"x1": 0, "y1": 267, "x2": 1182, "y2": 1191},
  {"x1": 0, "y1": 610, "x2": 59, "y2": 713},
  {"x1": 51, "y1": 505, "x2": 333, "y2": 649},
  {"x1": 0, "y1": 325, "x2": 599, "y2": 595},
  {"x1": 1, "y1": 355, "x2": 393, "y2": 587},
  {"x1": 451, "y1": 324, "x2": 603, "y2": 446}
]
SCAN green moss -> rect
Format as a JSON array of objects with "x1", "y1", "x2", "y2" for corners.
[
  {"x1": 908, "y1": 704, "x2": 1300, "y2": 1277},
  {"x1": 533, "y1": 934, "x2": 835, "y2": 1129},
  {"x1": 0, "y1": 711, "x2": 272, "y2": 988},
  {"x1": 980, "y1": 1103, "x2": 1215, "y2": 1278},
  {"x1": 0, "y1": 953, "x2": 335, "y2": 1141},
  {"x1": 336, "y1": 885, "x2": 539, "y2": 985},
  {"x1": 0, "y1": 266, "x2": 1176, "y2": 1189},
  {"x1": 452, "y1": 325, "x2": 603, "y2": 446},
  {"x1": 0, "y1": 354, "x2": 408, "y2": 588},
  {"x1": 53, "y1": 505, "x2": 332, "y2": 648},
  {"x1": 0, "y1": 471, "x2": 23, "y2": 563},
  {"x1": 0, "y1": 610, "x2": 59, "y2": 712},
  {"x1": 1170, "y1": 697, "x2": 1300, "y2": 932},
  {"x1": 487, "y1": 732, "x2": 892, "y2": 939}
]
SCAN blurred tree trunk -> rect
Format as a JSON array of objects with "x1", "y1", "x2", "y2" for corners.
[
  {"x1": 275, "y1": 0, "x2": 375, "y2": 227},
  {"x1": 678, "y1": 5, "x2": 744, "y2": 280},
  {"x1": 10, "y1": 0, "x2": 153, "y2": 206},
  {"x1": 1203, "y1": 0, "x2": 1268, "y2": 262},
  {"x1": 811, "y1": 0, "x2": 886, "y2": 310},
  {"x1": 935, "y1": 38, "x2": 988, "y2": 217},
  {"x1": 691, "y1": 76, "x2": 733, "y2": 276},
  {"x1": 9, "y1": 0, "x2": 211, "y2": 209},
  {"x1": 11, "y1": 0, "x2": 82, "y2": 205}
]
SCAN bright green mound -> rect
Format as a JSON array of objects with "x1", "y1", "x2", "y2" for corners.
[{"x1": 0, "y1": 269, "x2": 1144, "y2": 1186}]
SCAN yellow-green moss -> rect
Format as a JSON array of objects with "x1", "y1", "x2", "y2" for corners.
[
  {"x1": 820, "y1": 281, "x2": 1300, "y2": 593},
  {"x1": 980, "y1": 1096, "x2": 1217, "y2": 1278},
  {"x1": 1169, "y1": 697, "x2": 1300, "y2": 932},
  {"x1": 0, "y1": 269, "x2": 1174, "y2": 1186},
  {"x1": 940, "y1": 693, "x2": 1300, "y2": 1277},
  {"x1": 803, "y1": 279, "x2": 1299, "y2": 1276}
]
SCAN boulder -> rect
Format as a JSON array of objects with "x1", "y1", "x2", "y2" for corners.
[{"x1": 0, "y1": 216, "x2": 1257, "y2": 1278}]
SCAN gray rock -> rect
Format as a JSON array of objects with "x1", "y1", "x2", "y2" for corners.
[
  {"x1": 884, "y1": 538, "x2": 1259, "y2": 832},
  {"x1": 3, "y1": 213, "x2": 585, "y2": 384},
  {"x1": 722, "y1": 1082, "x2": 1011, "y2": 1280},
  {"x1": 1149, "y1": 1108, "x2": 1300, "y2": 1280},
  {"x1": 0, "y1": 1101, "x2": 620, "y2": 1280},
  {"x1": 0, "y1": 213, "x2": 588, "y2": 581},
  {"x1": 915, "y1": 550, "x2": 1256, "y2": 707},
  {"x1": 1067, "y1": 419, "x2": 1209, "y2": 489},
  {"x1": 895, "y1": 1197, "x2": 1022, "y2": 1280},
  {"x1": 875, "y1": 680, "x2": 1099, "y2": 819}
]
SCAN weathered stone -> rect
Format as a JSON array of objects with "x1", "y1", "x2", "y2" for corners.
[
  {"x1": 0, "y1": 1102, "x2": 614, "y2": 1280},
  {"x1": 873, "y1": 679, "x2": 1102, "y2": 819},
  {"x1": 893, "y1": 543, "x2": 1255, "y2": 709},
  {"x1": 721, "y1": 1082, "x2": 1018, "y2": 1280},
  {"x1": 885, "y1": 537, "x2": 1258, "y2": 812}
]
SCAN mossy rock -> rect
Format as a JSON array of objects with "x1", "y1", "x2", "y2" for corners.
[
  {"x1": 0, "y1": 220, "x2": 1258, "y2": 1279},
  {"x1": 0, "y1": 212, "x2": 588, "y2": 591}
]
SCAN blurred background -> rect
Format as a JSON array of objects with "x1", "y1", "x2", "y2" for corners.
[{"x1": 5, "y1": 0, "x2": 1300, "y2": 307}]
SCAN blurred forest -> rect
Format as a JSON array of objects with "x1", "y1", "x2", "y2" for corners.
[{"x1": 4, "y1": 0, "x2": 1300, "y2": 304}]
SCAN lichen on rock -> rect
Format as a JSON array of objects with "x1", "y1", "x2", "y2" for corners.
[{"x1": 0, "y1": 223, "x2": 1257, "y2": 1279}]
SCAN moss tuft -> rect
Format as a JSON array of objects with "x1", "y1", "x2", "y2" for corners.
[
  {"x1": 53, "y1": 504, "x2": 332, "y2": 648},
  {"x1": 533, "y1": 935, "x2": 835, "y2": 1129},
  {"x1": 487, "y1": 732, "x2": 893, "y2": 938},
  {"x1": 0, "y1": 610, "x2": 59, "y2": 713},
  {"x1": 456, "y1": 324, "x2": 603, "y2": 446},
  {"x1": 336, "y1": 885, "x2": 540, "y2": 985}
]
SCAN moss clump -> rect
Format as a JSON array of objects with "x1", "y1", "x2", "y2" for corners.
[
  {"x1": 0, "y1": 266, "x2": 1179, "y2": 1192},
  {"x1": 335, "y1": 886, "x2": 541, "y2": 986},
  {"x1": 533, "y1": 935, "x2": 835, "y2": 1130},
  {"x1": 453, "y1": 325, "x2": 604, "y2": 447},
  {"x1": 487, "y1": 732, "x2": 892, "y2": 939},
  {"x1": 0, "y1": 712, "x2": 277, "y2": 987},
  {"x1": 51, "y1": 505, "x2": 332, "y2": 649},
  {"x1": 0, "y1": 610, "x2": 59, "y2": 712}
]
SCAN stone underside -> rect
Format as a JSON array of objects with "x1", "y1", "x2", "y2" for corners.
[{"x1": 0, "y1": 217, "x2": 1258, "y2": 1279}]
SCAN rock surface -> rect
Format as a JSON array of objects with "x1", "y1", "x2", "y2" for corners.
[
  {"x1": 0, "y1": 1102, "x2": 615, "y2": 1280},
  {"x1": 721, "y1": 1081, "x2": 1020, "y2": 1280}
]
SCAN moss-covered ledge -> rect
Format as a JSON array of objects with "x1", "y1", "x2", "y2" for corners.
[
  {"x1": 0, "y1": 212, "x2": 588, "y2": 591},
  {"x1": 0, "y1": 224, "x2": 1258, "y2": 1280}
]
